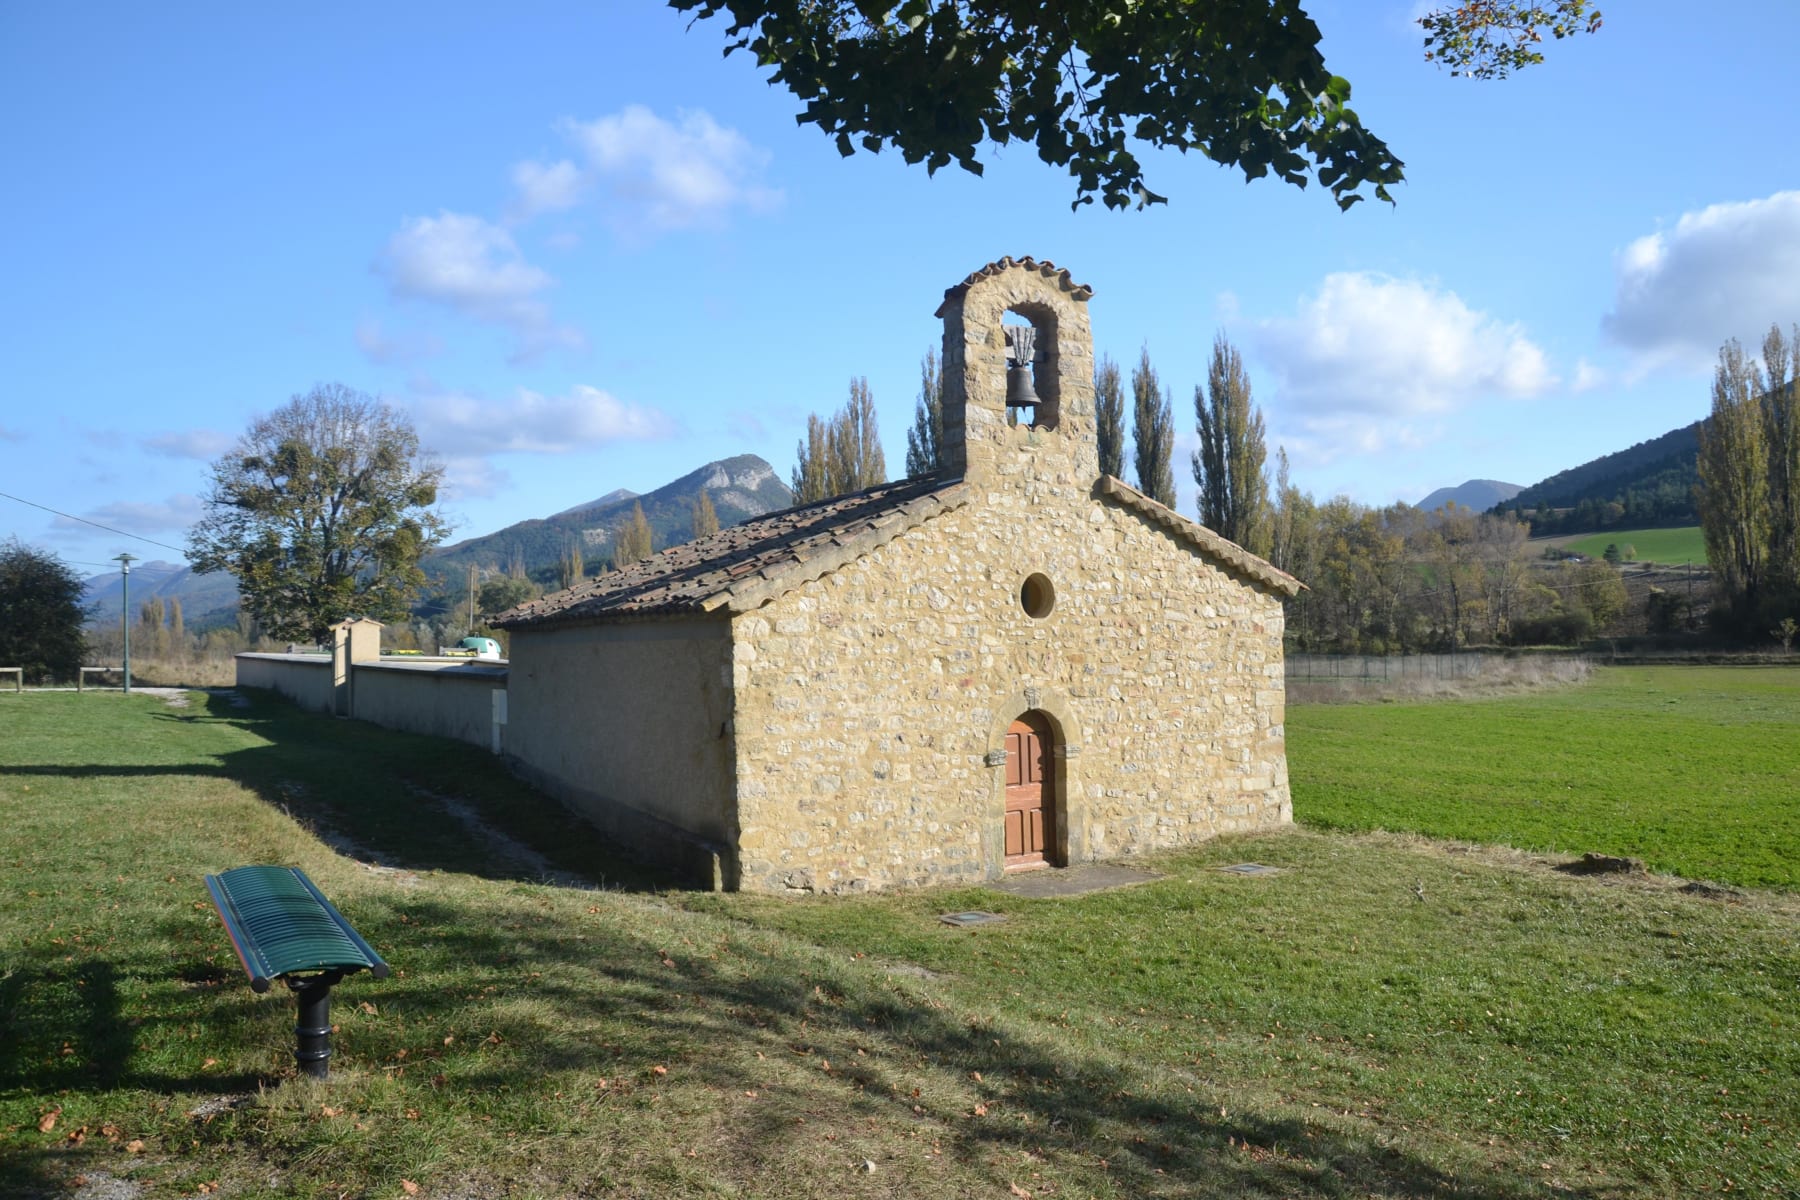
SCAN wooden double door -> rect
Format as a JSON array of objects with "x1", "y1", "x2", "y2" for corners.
[{"x1": 1004, "y1": 714, "x2": 1055, "y2": 869}]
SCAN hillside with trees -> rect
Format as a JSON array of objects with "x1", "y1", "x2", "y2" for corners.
[
  {"x1": 1493, "y1": 422, "x2": 1700, "y2": 535},
  {"x1": 425, "y1": 454, "x2": 791, "y2": 587}
]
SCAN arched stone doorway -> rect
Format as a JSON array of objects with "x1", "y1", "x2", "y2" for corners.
[{"x1": 1003, "y1": 711, "x2": 1056, "y2": 870}]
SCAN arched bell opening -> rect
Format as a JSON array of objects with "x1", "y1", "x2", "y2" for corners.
[{"x1": 1001, "y1": 305, "x2": 1061, "y2": 431}]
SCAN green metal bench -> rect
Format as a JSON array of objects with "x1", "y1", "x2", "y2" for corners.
[{"x1": 204, "y1": 865, "x2": 390, "y2": 1078}]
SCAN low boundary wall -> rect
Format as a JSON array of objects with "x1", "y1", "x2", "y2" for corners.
[
  {"x1": 235, "y1": 652, "x2": 508, "y2": 752},
  {"x1": 353, "y1": 660, "x2": 509, "y2": 751},
  {"x1": 236, "y1": 653, "x2": 334, "y2": 712}
]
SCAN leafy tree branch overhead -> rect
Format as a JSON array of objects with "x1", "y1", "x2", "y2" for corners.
[{"x1": 669, "y1": 1, "x2": 1600, "y2": 209}]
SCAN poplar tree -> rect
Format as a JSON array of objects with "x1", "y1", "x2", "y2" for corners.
[
  {"x1": 1193, "y1": 332, "x2": 1272, "y2": 555},
  {"x1": 1094, "y1": 353, "x2": 1125, "y2": 480},
  {"x1": 612, "y1": 502, "x2": 655, "y2": 568},
  {"x1": 791, "y1": 413, "x2": 831, "y2": 504},
  {"x1": 691, "y1": 488, "x2": 720, "y2": 539},
  {"x1": 904, "y1": 348, "x2": 944, "y2": 478},
  {"x1": 1130, "y1": 347, "x2": 1176, "y2": 508},
  {"x1": 1763, "y1": 325, "x2": 1800, "y2": 599},
  {"x1": 1698, "y1": 338, "x2": 1771, "y2": 626},
  {"x1": 558, "y1": 541, "x2": 585, "y2": 590},
  {"x1": 793, "y1": 379, "x2": 888, "y2": 503}
]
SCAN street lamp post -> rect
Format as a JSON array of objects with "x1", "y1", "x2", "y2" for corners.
[{"x1": 114, "y1": 553, "x2": 136, "y2": 694}]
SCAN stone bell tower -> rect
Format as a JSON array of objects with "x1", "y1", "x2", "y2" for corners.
[{"x1": 934, "y1": 257, "x2": 1098, "y2": 486}]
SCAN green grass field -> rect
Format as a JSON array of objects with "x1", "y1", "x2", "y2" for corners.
[
  {"x1": 1288, "y1": 665, "x2": 1800, "y2": 888},
  {"x1": 2, "y1": 680, "x2": 1797, "y2": 1198},
  {"x1": 1553, "y1": 526, "x2": 1706, "y2": 564}
]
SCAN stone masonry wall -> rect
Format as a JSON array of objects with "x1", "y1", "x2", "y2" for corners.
[{"x1": 728, "y1": 449, "x2": 1290, "y2": 894}]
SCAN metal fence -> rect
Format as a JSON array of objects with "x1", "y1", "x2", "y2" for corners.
[{"x1": 1285, "y1": 652, "x2": 1584, "y2": 683}]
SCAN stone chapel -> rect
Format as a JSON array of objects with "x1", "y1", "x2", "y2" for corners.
[{"x1": 494, "y1": 257, "x2": 1301, "y2": 892}]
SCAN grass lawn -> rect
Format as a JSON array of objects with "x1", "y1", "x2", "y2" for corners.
[
  {"x1": 1288, "y1": 665, "x2": 1800, "y2": 889},
  {"x1": 2, "y1": 684, "x2": 1797, "y2": 1197},
  {"x1": 1553, "y1": 526, "x2": 1706, "y2": 565}
]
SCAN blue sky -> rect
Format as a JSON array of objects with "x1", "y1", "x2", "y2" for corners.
[{"x1": 6, "y1": 1, "x2": 1800, "y2": 578}]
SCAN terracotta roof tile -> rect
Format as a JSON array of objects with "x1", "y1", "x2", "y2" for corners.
[
  {"x1": 935, "y1": 256, "x2": 1094, "y2": 317},
  {"x1": 493, "y1": 476, "x2": 971, "y2": 629}
]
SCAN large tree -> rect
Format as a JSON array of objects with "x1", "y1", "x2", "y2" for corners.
[
  {"x1": 1697, "y1": 327, "x2": 1800, "y2": 633},
  {"x1": 1130, "y1": 348, "x2": 1176, "y2": 508},
  {"x1": 793, "y1": 378, "x2": 888, "y2": 503},
  {"x1": 187, "y1": 384, "x2": 450, "y2": 643},
  {"x1": 904, "y1": 348, "x2": 944, "y2": 478},
  {"x1": 1193, "y1": 333, "x2": 1271, "y2": 554},
  {"x1": 0, "y1": 540, "x2": 90, "y2": 682},
  {"x1": 1094, "y1": 353, "x2": 1124, "y2": 481},
  {"x1": 671, "y1": 2, "x2": 1597, "y2": 210}
]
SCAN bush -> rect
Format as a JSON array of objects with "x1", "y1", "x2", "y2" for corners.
[{"x1": 0, "y1": 540, "x2": 89, "y2": 682}]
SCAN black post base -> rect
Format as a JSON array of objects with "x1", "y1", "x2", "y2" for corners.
[{"x1": 285, "y1": 970, "x2": 347, "y2": 1079}]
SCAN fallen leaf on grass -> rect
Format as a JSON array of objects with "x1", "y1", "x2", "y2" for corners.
[
  {"x1": 360, "y1": 1001, "x2": 379, "y2": 1015},
  {"x1": 651, "y1": 1065, "x2": 668, "y2": 1077},
  {"x1": 38, "y1": 1107, "x2": 59, "y2": 1133},
  {"x1": 320, "y1": 1106, "x2": 342, "y2": 1118},
  {"x1": 1009, "y1": 1184, "x2": 1033, "y2": 1198},
  {"x1": 126, "y1": 1139, "x2": 145, "y2": 1153},
  {"x1": 202, "y1": 1058, "x2": 218, "y2": 1069},
  {"x1": 972, "y1": 1104, "x2": 989, "y2": 1117},
  {"x1": 401, "y1": 1181, "x2": 420, "y2": 1195}
]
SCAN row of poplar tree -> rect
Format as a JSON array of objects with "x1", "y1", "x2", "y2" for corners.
[
  {"x1": 788, "y1": 334, "x2": 1272, "y2": 558},
  {"x1": 1697, "y1": 324, "x2": 1800, "y2": 639}
]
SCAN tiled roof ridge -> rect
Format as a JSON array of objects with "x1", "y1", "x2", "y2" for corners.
[
  {"x1": 1097, "y1": 475, "x2": 1305, "y2": 598},
  {"x1": 937, "y1": 256, "x2": 1095, "y2": 314},
  {"x1": 494, "y1": 475, "x2": 970, "y2": 628}
]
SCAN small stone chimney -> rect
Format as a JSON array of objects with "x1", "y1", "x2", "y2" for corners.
[{"x1": 934, "y1": 257, "x2": 1098, "y2": 486}]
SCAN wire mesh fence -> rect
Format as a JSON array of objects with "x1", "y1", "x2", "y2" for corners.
[{"x1": 1285, "y1": 652, "x2": 1589, "y2": 683}]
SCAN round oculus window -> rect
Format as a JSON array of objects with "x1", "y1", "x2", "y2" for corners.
[{"x1": 1020, "y1": 573, "x2": 1055, "y2": 619}]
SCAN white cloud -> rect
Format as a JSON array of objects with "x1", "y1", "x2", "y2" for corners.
[
  {"x1": 1251, "y1": 272, "x2": 1554, "y2": 456},
  {"x1": 438, "y1": 455, "x2": 510, "y2": 502},
  {"x1": 54, "y1": 494, "x2": 204, "y2": 536},
  {"x1": 378, "y1": 211, "x2": 582, "y2": 358},
  {"x1": 509, "y1": 158, "x2": 585, "y2": 220},
  {"x1": 355, "y1": 317, "x2": 444, "y2": 366},
  {"x1": 141, "y1": 429, "x2": 234, "y2": 460},
  {"x1": 1572, "y1": 359, "x2": 1607, "y2": 392},
  {"x1": 411, "y1": 384, "x2": 674, "y2": 458},
  {"x1": 1603, "y1": 191, "x2": 1800, "y2": 366},
  {"x1": 552, "y1": 106, "x2": 783, "y2": 237}
]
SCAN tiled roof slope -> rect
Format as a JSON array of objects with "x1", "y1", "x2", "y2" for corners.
[
  {"x1": 493, "y1": 476, "x2": 971, "y2": 628},
  {"x1": 935, "y1": 256, "x2": 1094, "y2": 317},
  {"x1": 1098, "y1": 476, "x2": 1305, "y2": 597}
]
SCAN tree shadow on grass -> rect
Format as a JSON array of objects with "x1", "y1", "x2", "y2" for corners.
[
  {"x1": 255, "y1": 891, "x2": 1607, "y2": 1200},
  {"x1": 9, "y1": 688, "x2": 673, "y2": 892}
]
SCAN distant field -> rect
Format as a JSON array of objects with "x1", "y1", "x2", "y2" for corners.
[
  {"x1": 1549, "y1": 525, "x2": 1705, "y2": 564},
  {"x1": 1289, "y1": 665, "x2": 1800, "y2": 887}
]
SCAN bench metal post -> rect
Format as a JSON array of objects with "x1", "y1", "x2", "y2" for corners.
[{"x1": 287, "y1": 969, "x2": 347, "y2": 1078}]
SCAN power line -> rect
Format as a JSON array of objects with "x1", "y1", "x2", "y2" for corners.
[{"x1": 0, "y1": 489, "x2": 190, "y2": 555}]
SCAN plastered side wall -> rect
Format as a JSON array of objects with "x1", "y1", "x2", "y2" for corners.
[
  {"x1": 352, "y1": 661, "x2": 507, "y2": 750},
  {"x1": 729, "y1": 458, "x2": 1290, "y2": 894},
  {"x1": 235, "y1": 653, "x2": 334, "y2": 712},
  {"x1": 502, "y1": 617, "x2": 737, "y2": 875}
]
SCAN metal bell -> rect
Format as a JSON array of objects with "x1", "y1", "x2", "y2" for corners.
[
  {"x1": 1004, "y1": 325, "x2": 1040, "y2": 415},
  {"x1": 1005, "y1": 363, "x2": 1041, "y2": 412}
]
